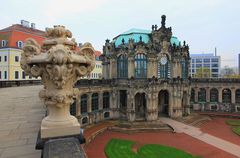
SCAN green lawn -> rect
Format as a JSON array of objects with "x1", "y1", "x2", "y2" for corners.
[
  {"x1": 105, "y1": 138, "x2": 200, "y2": 158},
  {"x1": 226, "y1": 120, "x2": 240, "y2": 126},
  {"x1": 226, "y1": 120, "x2": 240, "y2": 136},
  {"x1": 232, "y1": 126, "x2": 240, "y2": 136}
]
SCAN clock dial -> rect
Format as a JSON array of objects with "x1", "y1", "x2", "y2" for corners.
[{"x1": 160, "y1": 56, "x2": 167, "y2": 65}]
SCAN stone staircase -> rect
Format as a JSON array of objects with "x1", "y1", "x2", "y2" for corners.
[
  {"x1": 175, "y1": 113, "x2": 211, "y2": 128},
  {"x1": 109, "y1": 120, "x2": 173, "y2": 134}
]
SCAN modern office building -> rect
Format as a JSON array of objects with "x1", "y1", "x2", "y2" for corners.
[
  {"x1": 0, "y1": 20, "x2": 45, "y2": 81},
  {"x1": 190, "y1": 53, "x2": 221, "y2": 78}
]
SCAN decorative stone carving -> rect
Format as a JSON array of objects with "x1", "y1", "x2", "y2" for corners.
[{"x1": 21, "y1": 25, "x2": 95, "y2": 138}]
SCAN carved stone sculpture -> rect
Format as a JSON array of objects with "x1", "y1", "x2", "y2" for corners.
[{"x1": 21, "y1": 25, "x2": 95, "y2": 138}]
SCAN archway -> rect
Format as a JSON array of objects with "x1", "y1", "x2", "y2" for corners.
[
  {"x1": 135, "y1": 93, "x2": 146, "y2": 119},
  {"x1": 222, "y1": 89, "x2": 231, "y2": 103},
  {"x1": 158, "y1": 90, "x2": 169, "y2": 116}
]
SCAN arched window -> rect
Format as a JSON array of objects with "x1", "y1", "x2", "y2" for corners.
[
  {"x1": 190, "y1": 88, "x2": 195, "y2": 102},
  {"x1": 104, "y1": 112, "x2": 110, "y2": 119},
  {"x1": 17, "y1": 41, "x2": 23, "y2": 48},
  {"x1": 81, "y1": 94, "x2": 88, "y2": 114},
  {"x1": 158, "y1": 56, "x2": 170, "y2": 79},
  {"x1": 117, "y1": 54, "x2": 128, "y2": 78},
  {"x1": 236, "y1": 89, "x2": 240, "y2": 103},
  {"x1": 82, "y1": 117, "x2": 88, "y2": 125},
  {"x1": 198, "y1": 88, "x2": 206, "y2": 102},
  {"x1": 135, "y1": 53, "x2": 147, "y2": 78},
  {"x1": 222, "y1": 89, "x2": 231, "y2": 103},
  {"x1": 92, "y1": 93, "x2": 99, "y2": 111},
  {"x1": 181, "y1": 59, "x2": 187, "y2": 79},
  {"x1": 103, "y1": 92, "x2": 110, "y2": 109},
  {"x1": 210, "y1": 88, "x2": 218, "y2": 103},
  {"x1": 70, "y1": 99, "x2": 76, "y2": 116}
]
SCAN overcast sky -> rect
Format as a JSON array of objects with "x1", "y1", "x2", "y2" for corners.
[{"x1": 1, "y1": 0, "x2": 239, "y2": 67}]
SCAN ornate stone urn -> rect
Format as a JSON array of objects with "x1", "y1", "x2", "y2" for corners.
[{"x1": 20, "y1": 25, "x2": 95, "y2": 138}]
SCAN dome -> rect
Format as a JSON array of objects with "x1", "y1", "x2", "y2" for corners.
[{"x1": 113, "y1": 28, "x2": 181, "y2": 47}]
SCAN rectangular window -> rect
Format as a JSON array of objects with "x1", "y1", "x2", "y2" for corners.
[
  {"x1": 212, "y1": 69, "x2": 218, "y2": 72},
  {"x1": 203, "y1": 64, "x2": 210, "y2": 67},
  {"x1": 212, "y1": 63, "x2": 218, "y2": 67},
  {"x1": 22, "y1": 71, "x2": 25, "y2": 79},
  {"x1": 15, "y1": 56, "x2": 19, "y2": 62},
  {"x1": 203, "y1": 58, "x2": 210, "y2": 62},
  {"x1": 4, "y1": 71, "x2": 7, "y2": 79},
  {"x1": 196, "y1": 64, "x2": 202, "y2": 67},
  {"x1": 0, "y1": 71, "x2": 1, "y2": 79},
  {"x1": 15, "y1": 71, "x2": 19, "y2": 79},
  {"x1": 4, "y1": 56, "x2": 7, "y2": 62},
  {"x1": 0, "y1": 56, "x2": 1, "y2": 62},
  {"x1": 211, "y1": 58, "x2": 218, "y2": 62},
  {"x1": 196, "y1": 59, "x2": 202, "y2": 63}
]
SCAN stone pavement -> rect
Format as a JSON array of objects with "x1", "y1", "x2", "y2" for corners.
[
  {"x1": 160, "y1": 117, "x2": 240, "y2": 158},
  {"x1": 0, "y1": 86, "x2": 45, "y2": 158}
]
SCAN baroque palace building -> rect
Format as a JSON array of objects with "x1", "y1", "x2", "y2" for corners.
[
  {"x1": 73, "y1": 15, "x2": 193, "y2": 125},
  {"x1": 72, "y1": 15, "x2": 240, "y2": 126}
]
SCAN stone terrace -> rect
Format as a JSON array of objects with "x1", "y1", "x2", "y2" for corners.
[{"x1": 0, "y1": 85, "x2": 45, "y2": 158}]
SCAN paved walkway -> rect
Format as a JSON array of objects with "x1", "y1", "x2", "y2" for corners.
[
  {"x1": 160, "y1": 117, "x2": 240, "y2": 157},
  {"x1": 0, "y1": 86, "x2": 45, "y2": 158}
]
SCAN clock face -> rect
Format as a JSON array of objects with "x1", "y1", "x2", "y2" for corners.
[{"x1": 160, "y1": 56, "x2": 167, "y2": 65}]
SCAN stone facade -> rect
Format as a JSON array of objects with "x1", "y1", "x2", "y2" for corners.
[
  {"x1": 74, "y1": 15, "x2": 192, "y2": 125},
  {"x1": 72, "y1": 16, "x2": 240, "y2": 127},
  {"x1": 190, "y1": 78, "x2": 240, "y2": 112}
]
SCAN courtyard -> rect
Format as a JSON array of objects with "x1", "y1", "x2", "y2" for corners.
[{"x1": 0, "y1": 86, "x2": 240, "y2": 158}]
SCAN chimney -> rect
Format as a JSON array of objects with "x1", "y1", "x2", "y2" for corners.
[
  {"x1": 31, "y1": 23, "x2": 36, "y2": 29},
  {"x1": 215, "y1": 47, "x2": 217, "y2": 56},
  {"x1": 20, "y1": 20, "x2": 30, "y2": 27}
]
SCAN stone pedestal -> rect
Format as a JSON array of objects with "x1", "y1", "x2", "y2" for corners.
[{"x1": 20, "y1": 26, "x2": 95, "y2": 139}]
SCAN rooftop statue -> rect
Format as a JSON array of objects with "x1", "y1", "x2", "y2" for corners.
[{"x1": 21, "y1": 25, "x2": 96, "y2": 138}]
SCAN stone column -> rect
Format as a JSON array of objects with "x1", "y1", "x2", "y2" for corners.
[
  {"x1": 110, "y1": 59, "x2": 117, "y2": 78},
  {"x1": 206, "y1": 87, "x2": 210, "y2": 103},
  {"x1": 99, "y1": 92, "x2": 103, "y2": 110},
  {"x1": 98, "y1": 91, "x2": 103, "y2": 121},
  {"x1": 231, "y1": 89, "x2": 236, "y2": 104},
  {"x1": 194, "y1": 87, "x2": 198, "y2": 102},
  {"x1": 76, "y1": 94, "x2": 81, "y2": 117},
  {"x1": 168, "y1": 92, "x2": 173, "y2": 117},
  {"x1": 87, "y1": 93, "x2": 92, "y2": 113},
  {"x1": 102, "y1": 61, "x2": 108, "y2": 79},
  {"x1": 218, "y1": 87, "x2": 222, "y2": 103},
  {"x1": 127, "y1": 91, "x2": 135, "y2": 122},
  {"x1": 128, "y1": 57, "x2": 134, "y2": 78},
  {"x1": 153, "y1": 59, "x2": 158, "y2": 77},
  {"x1": 147, "y1": 58, "x2": 153, "y2": 78}
]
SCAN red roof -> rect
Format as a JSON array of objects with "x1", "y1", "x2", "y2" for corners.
[
  {"x1": 95, "y1": 51, "x2": 102, "y2": 57},
  {"x1": 0, "y1": 24, "x2": 46, "y2": 48},
  {"x1": 0, "y1": 24, "x2": 45, "y2": 37}
]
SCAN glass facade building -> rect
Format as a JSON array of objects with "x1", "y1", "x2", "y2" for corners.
[{"x1": 190, "y1": 53, "x2": 221, "y2": 78}]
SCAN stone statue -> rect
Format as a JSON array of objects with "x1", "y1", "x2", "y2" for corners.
[{"x1": 20, "y1": 25, "x2": 96, "y2": 138}]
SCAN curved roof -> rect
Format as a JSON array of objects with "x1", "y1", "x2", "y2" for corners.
[{"x1": 113, "y1": 28, "x2": 180, "y2": 47}]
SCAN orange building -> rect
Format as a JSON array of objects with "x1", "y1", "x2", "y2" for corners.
[{"x1": 0, "y1": 20, "x2": 45, "y2": 80}]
